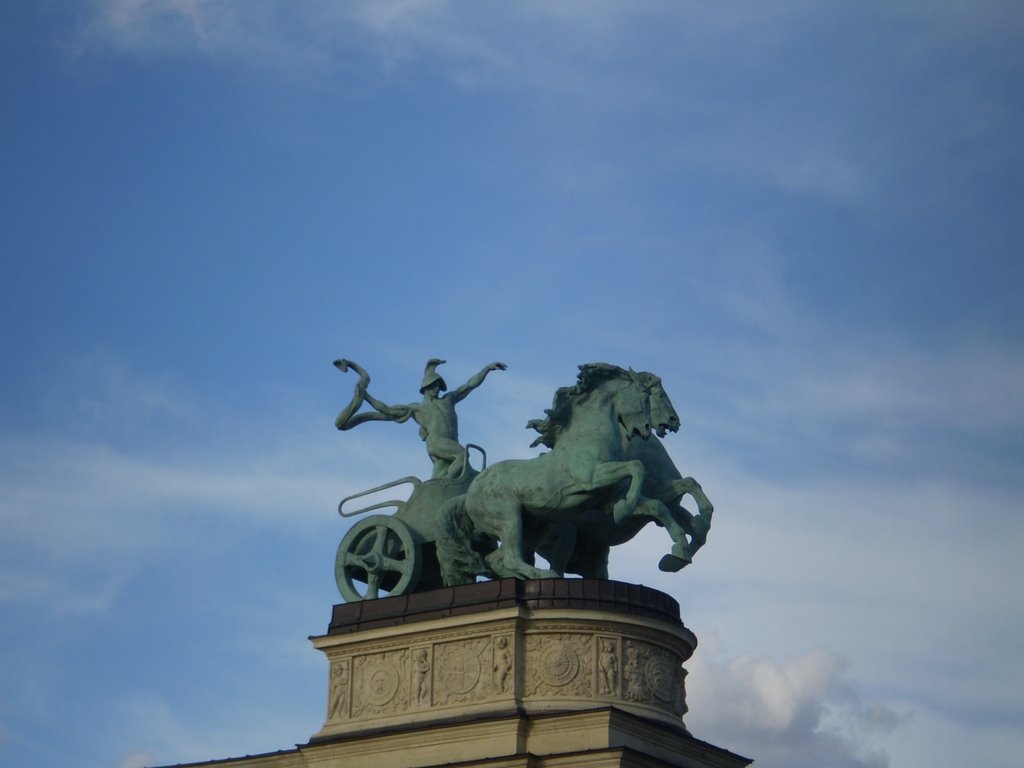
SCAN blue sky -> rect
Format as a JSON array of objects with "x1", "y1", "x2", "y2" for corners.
[{"x1": 1, "y1": 2, "x2": 1022, "y2": 767}]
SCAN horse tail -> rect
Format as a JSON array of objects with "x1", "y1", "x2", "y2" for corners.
[{"x1": 436, "y1": 495, "x2": 486, "y2": 586}]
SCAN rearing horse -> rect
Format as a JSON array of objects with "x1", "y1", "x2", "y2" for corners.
[
  {"x1": 530, "y1": 371, "x2": 713, "y2": 579},
  {"x1": 438, "y1": 363, "x2": 693, "y2": 583}
]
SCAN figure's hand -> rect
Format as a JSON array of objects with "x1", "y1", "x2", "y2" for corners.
[
  {"x1": 490, "y1": 362, "x2": 508, "y2": 371},
  {"x1": 333, "y1": 359, "x2": 350, "y2": 372}
]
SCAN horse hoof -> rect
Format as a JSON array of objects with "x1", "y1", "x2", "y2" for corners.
[{"x1": 659, "y1": 554, "x2": 691, "y2": 572}]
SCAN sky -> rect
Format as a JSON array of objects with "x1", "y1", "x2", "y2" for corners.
[{"x1": 1, "y1": 2, "x2": 1022, "y2": 767}]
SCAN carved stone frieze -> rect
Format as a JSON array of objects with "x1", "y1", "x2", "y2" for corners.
[
  {"x1": 621, "y1": 638, "x2": 688, "y2": 716},
  {"x1": 596, "y1": 636, "x2": 619, "y2": 697},
  {"x1": 433, "y1": 636, "x2": 490, "y2": 706},
  {"x1": 644, "y1": 644, "x2": 680, "y2": 705},
  {"x1": 492, "y1": 635, "x2": 514, "y2": 695},
  {"x1": 410, "y1": 645, "x2": 432, "y2": 707},
  {"x1": 312, "y1": 584, "x2": 698, "y2": 740},
  {"x1": 525, "y1": 633, "x2": 592, "y2": 697},
  {"x1": 328, "y1": 657, "x2": 351, "y2": 720},
  {"x1": 352, "y1": 649, "x2": 409, "y2": 718},
  {"x1": 623, "y1": 640, "x2": 648, "y2": 702}
]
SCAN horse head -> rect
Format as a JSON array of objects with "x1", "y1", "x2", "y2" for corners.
[
  {"x1": 602, "y1": 366, "x2": 654, "y2": 441},
  {"x1": 528, "y1": 364, "x2": 666, "y2": 448},
  {"x1": 638, "y1": 372, "x2": 680, "y2": 438}
]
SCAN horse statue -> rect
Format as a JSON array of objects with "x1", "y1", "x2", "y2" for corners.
[
  {"x1": 437, "y1": 363, "x2": 698, "y2": 584},
  {"x1": 531, "y1": 371, "x2": 714, "y2": 579}
]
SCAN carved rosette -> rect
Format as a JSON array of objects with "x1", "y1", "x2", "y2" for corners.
[
  {"x1": 525, "y1": 633, "x2": 592, "y2": 697},
  {"x1": 434, "y1": 636, "x2": 490, "y2": 705},
  {"x1": 352, "y1": 649, "x2": 409, "y2": 718}
]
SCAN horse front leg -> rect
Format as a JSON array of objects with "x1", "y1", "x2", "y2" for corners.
[
  {"x1": 588, "y1": 459, "x2": 645, "y2": 525},
  {"x1": 627, "y1": 497, "x2": 697, "y2": 572},
  {"x1": 667, "y1": 477, "x2": 714, "y2": 553}
]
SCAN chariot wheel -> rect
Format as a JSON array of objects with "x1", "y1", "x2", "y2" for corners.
[{"x1": 335, "y1": 515, "x2": 421, "y2": 601}]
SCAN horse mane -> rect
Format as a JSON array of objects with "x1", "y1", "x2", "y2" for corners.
[{"x1": 527, "y1": 363, "x2": 634, "y2": 448}]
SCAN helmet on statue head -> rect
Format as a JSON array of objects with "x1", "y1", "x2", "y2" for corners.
[{"x1": 420, "y1": 359, "x2": 448, "y2": 393}]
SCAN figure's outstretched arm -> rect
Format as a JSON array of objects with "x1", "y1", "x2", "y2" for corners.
[
  {"x1": 334, "y1": 359, "x2": 370, "y2": 430},
  {"x1": 363, "y1": 391, "x2": 414, "y2": 423},
  {"x1": 333, "y1": 359, "x2": 414, "y2": 429},
  {"x1": 448, "y1": 362, "x2": 507, "y2": 404}
]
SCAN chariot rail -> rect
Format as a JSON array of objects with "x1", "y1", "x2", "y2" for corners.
[{"x1": 338, "y1": 476, "x2": 421, "y2": 518}]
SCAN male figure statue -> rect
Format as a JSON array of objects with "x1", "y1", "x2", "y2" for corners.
[{"x1": 334, "y1": 358, "x2": 507, "y2": 480}]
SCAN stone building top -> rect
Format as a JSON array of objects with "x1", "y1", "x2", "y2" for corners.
[{"x1": 325, "y1": 578, "x2": 685, "y2": 636}]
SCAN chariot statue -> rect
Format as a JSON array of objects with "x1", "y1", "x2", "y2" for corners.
[{"x1": 332, "y1": 360, "x2": 713, "y2": 601}]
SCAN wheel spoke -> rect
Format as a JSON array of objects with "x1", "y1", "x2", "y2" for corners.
[
  {"x1": 365, "y1": 571, "x2": 380, "y2": 599},
  {"x1": 355, "y1": 529, "x2": 379, "y2": 556},
  {"x1": 378, "y1": 556, "x2": 408, "y2": 574},
  {"x1": 343, "y1": 553, "x2": 373, "y2": 571},
  {"x1": 371, "y1": 526, "x2": 388, "y2": 557}
]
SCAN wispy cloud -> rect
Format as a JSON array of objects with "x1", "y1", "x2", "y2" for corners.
[
  {"x1": 0, "y1": 430, "x2": 360, "y2": 613},
  {"x1": 613, "y1": 463, "x2": 1024, "y2": 755},
  {"x1": 686, "y1": 639, "x2": 901, "y2": 768},
  {"x1": 72, "y1": 0, "x2": 1021, "y2": 214},
  {"x1": 63, "y1": 351, "x2": 196, "y2": 428}
]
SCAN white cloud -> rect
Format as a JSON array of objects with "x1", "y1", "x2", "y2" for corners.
[
  {"x1": 39, "y1": 350, "x2": 198, "y2": 435},
  {"x1": 72, "y1": 0, "x2": 1019, "y2": 213},
  {"x1": 0, "y1": 430, "x2": 372, "y2": 613},
  {"x1": 609, "y1": 454, "x2": 1023, "y2": 767},
  {"x1": 80, "y1": 0, "x2": 253, "y2": 56},
  {"x1": 785, "y1": 342, "x2": 1024, "y2": 433},
  {"x1": 660, "y1": 264, "x2": 1024, "y2": 479},
  {"x1": 685, "y1": 638, "x2": 900, "y2": 768}
]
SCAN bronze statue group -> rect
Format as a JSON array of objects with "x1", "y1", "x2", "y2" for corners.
[{"x1": 333, "y1": 359, "x2": 713, "y2": 600}]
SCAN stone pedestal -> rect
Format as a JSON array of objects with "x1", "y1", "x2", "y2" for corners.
[
  {"x1": 152, "y1": 580, "x2": 751, "y2": 768},
  {"x1": 305, "y1": 579, "x2": 749, "y2": 768}
]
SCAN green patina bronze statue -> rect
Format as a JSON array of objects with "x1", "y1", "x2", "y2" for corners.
[
  {"x1": 332, "y1": 360, "x2": 713, "y2": 601},
  {"x1": 334, "y1": 358, "x2": 506, "y2": 480}
]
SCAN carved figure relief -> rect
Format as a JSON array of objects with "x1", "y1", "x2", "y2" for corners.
[
  {"x1": 619, "y1": 639, "x2": 688, "y2": 716},
  {"x1": 526, "y1": 633, "x2": 592, "y2": 697},
  {"x1": 597, "y1": 638, "x2": 618, "y2": 696},
  {"x1": 492, "y1": 635, "x2": 513, "y2": 695},
  {"x1": 412, "y1": 647, "x2": 432, "y2": 706},
  {"x1": 623, "y1": 642, "x2": 644, "y2": 702},
  {"x1": 352, "y1": 650, "x2": 409, "y2": 718},
  {"x1": 329, "y1": 658, "x2": 350, "y2": 720}
]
